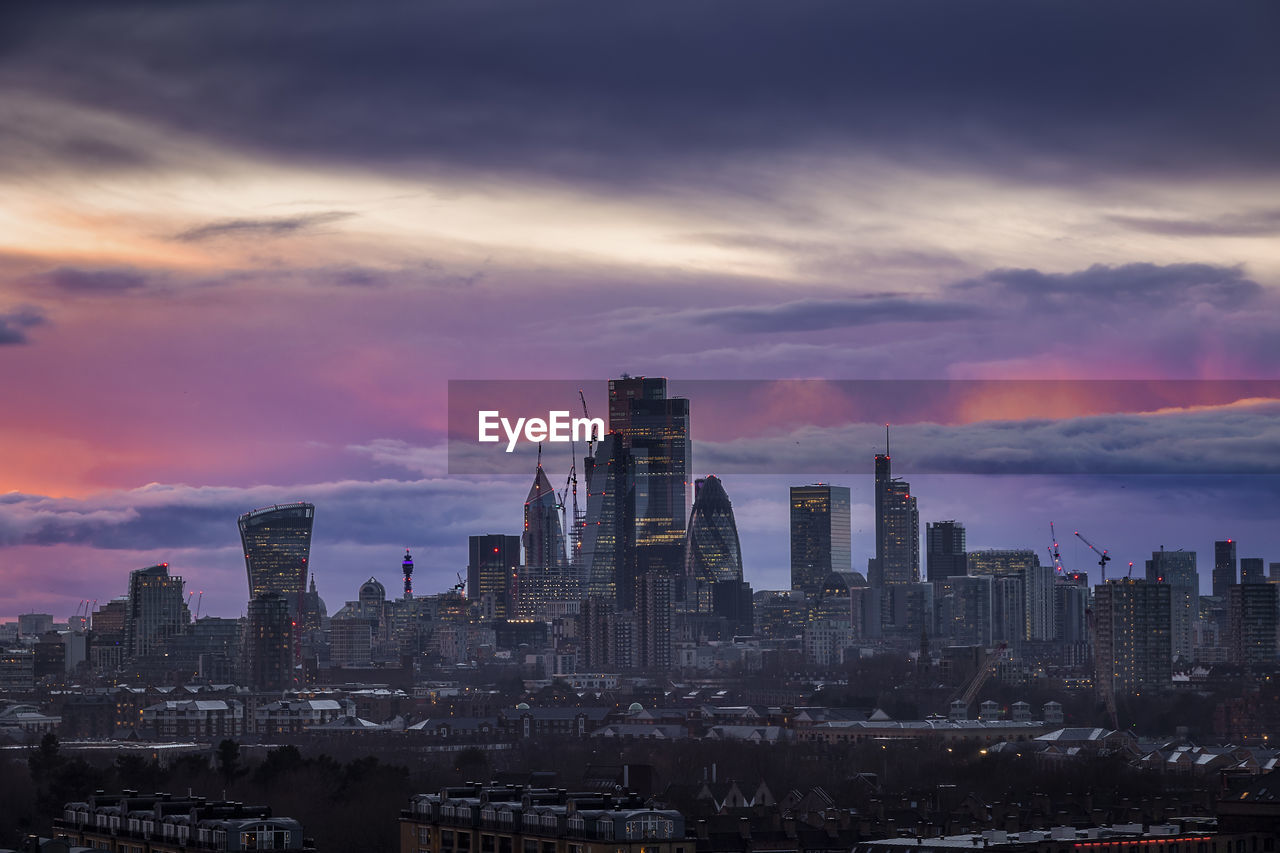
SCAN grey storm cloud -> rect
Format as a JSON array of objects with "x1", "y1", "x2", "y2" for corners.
[
  {"x1": 0, "y1": 477, "x2": 526, "y2": 553},
  {"x1": 692, "y1": 400, "x2": 1280, "y2": 476},
  {"x1": 0, "y1": 306, "x2": 46, "y2": 344},
  {"x1": 1, "y1": 2, "x2": 1278, "y2": 188},
  {"x1": 1109, "y1": 209, "x2": 1280, "y2": 238},
  {"x1": 680, "y1": 296, "x2": 978, "y2": 333},
  {"x1": 955, "y1": 263, "x2": 1263, "y2": 309},
  {"x1": 174, "y1": 211, "x2": 354, "y2": 242},
  {"x1": 38, "y1": 267, "x2": 150, "y2": 293}
]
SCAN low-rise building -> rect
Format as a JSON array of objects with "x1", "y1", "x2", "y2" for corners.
[
  {"x1": 52, "y1": 791, "x2": 313, "y2": 852},
  {"x1": 401, "y1": 784, "x2": 686, "y2": 853},
  {"x1": 139, "y1": 699, "x2": 244, "y2": 740}
]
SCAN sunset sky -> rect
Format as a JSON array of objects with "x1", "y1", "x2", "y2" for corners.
[{"x1": 3, "y1": 2, "x2": 1279, "y2": 620}]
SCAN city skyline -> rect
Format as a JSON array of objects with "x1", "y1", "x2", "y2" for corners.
[{"x1": 3, "y1": 2, "x2": 1280, "y2": 620}]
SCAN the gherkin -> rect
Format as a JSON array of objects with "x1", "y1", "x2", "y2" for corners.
[{"x1": 684, "y1": 475, "x2": 743, "y2": 612}]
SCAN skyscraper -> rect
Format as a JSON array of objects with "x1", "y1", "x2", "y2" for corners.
[
  {"x1": 790, "y1": 484, "x2": 852, "y2": 596},
  {"x1": 1213, "y1": 539, "x2": 1237, "y2": 597},
  {"x1": 238, "y1": 502, "x2": 315, "y2": 615},
  {"x1": 126, "y1": 563, "x2": 190, "y2": 659},
  {"x1": 684, "y1": 475, "x2": 744, "y2": 613},
  {"x1": 608, "y1": 376, "x2": 690, "y2": 578},
  {"x1": 244, "y1": 592, "x2": 294, "y2": 692},
  {"x1": 925, "y1": 520, "x2": 966, "y2": 583},
  {"x1": 872, "y1": 445, "x2": 919, "y2": 630},
  {"x1": 581, "y1": 432, "x2": 634, "y2": 608},
  {"x1": 1241, "y1": 557, "x2": 1266, "y2": 585},
  {"x1": 1092, "y1": 579, "x2": 1172, "y2": 696},
  {"x1": 516, "y1": 462, "x2": 576, "y2": 618},
  {"x1": 1145, "y1": 548, "x2": 1198, "y2": 661},
  {"x1": 467, "y1": 534, "x2": 520, "y2": 618},
  {"x1": 523, "y1": 463, "x2": 567, "y2": 572}
]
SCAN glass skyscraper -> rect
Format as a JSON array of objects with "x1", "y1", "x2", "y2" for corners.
[
  {"x1": 581, "y1": 432, "x2": 634, "y2": 607},
  {"x1": 925, "y1": 520, "x2": 966, "y2": 583},
  {"x1": 872, "y1": 450, "x2": 919, "y2": 632},
  {"x1": 607, "y1": 376, "x2": 690, "y2": 579},
  {"x1": 684, "y1": 475, "x2": 744, "y2": 612},
  {"x1": 789, "y1": 484, "x2": 851, "y2": 597},
  {"x1": 238, "y1": 502, "x2": 315, "y2": 613}
]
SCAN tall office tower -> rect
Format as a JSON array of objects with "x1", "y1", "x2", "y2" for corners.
[
  {"x1": 125, "y1": 563, "x2": 190, "y2": 659},
  {"x1": 1213, "y1": 540, "x2": 1237, "y2": 597},
  {"x1": 635, "y1": 572, "x2": 674, "y2": 672},
  {"x1": 1228, "y1": 583, "x2": 1279, "y2": 667},
  {"x1": 685, "y1": 476, "x2": 744, "y2": 613},
  {"x1": 991, "y1": 574, "x2": 1025, "y2": 647},
  {"x1": 1241, "y1": 557, "x2": 1266, "y2": 585},
  {"x1": 581, "y1": 433, "x2": 634, "y2": 607},
  {"x1": 1092, "y1": 580, "x2": 1172, "y2": 695},
  {"x1": 789, "y1": 484, "x2": 852, "y2": 596},
  {"x1": 244, "y1": 592, "x2": 294, "y2": 691},
  {"x1": 1145, "y1": 548, "x2": 1199, "y2": 660},
  {"x1": 872, "y1": 444, "x2": 920, "y2": 630},
  {"x1": 926, "y1": 521, "x2": 967, "y2": 583},
  {"x1": 1272, "y1": 563, "x2": 1280, "y2": 582},
  {"x1": 523, "y1": 463, "x2": 567, "y2": 572},
  {"x1": 238, "y1": 502, "x2": 315, "y2": 615},
  {"x1": 608, "y1": 376, "x2": 690, "y2": 578},
  {"x1": 516, "y1": 462, "x2": 574, "y2": 616},
  {"x1": 467, "y1": 534, "x2": 520, "y2": 619}
]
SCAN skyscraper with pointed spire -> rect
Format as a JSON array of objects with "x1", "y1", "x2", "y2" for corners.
[
  {"x1": 523, "y1": 461, "x2": 567, "y2": 572},
  {"x1": 871, "y1": 427, "x2": 920, "y2": 632},
  {"x1": 515, "y1": 457, "x2": 576, "y2": 617}
]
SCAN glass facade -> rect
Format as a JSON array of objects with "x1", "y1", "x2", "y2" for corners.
[
  {"x1": 238, "y1": 502, "x2": 314, "y2": 614},
  {"x1": 608, "y1": 377, "x2": 690, "y2": 579},
  {"x1": 789, "y1": 484, "x2": 851, "y2": 597},
  {"x1": 684, "y1": 475, "x2": 743, "y2": 612}
]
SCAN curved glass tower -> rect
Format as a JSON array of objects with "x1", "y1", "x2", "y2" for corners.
[
  {"x1": 684, "y1": 475, "x2": 743, "y2": 612},
  {"x1": 238, "y1": 502, "x2": 315, "y2": 613}
]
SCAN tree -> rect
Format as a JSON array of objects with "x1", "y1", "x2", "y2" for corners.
[{"x1": 216, "y1": 739, "x2": 241, "y2": 786}]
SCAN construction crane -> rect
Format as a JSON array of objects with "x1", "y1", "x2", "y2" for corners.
[
  {"x1": 946, "y1": 642, "x2": 1008, "y2": 714},
  {"x1": 453, "y1": 572, "x2": 466, "y2": 594},
  {"x1": 195, "y1": 591, "x2": 204, "y2": 620},
  {"x1": 1074, "y1": 530, "x2": 1112, "y2": 583},
  {"x1": 1047, "y1": 522, "x2": 1066, "y2": 574},
  {"x1": 1085, "y1": 606, "x2": 1120, "y2": 730},
  {"x1": 561, "y1": 437, "x2": 582, "y2": 569},
  {"x1": 578, "y1": 388, "x2": 596, "y2": 459}
]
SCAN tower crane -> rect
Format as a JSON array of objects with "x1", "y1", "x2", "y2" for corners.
[
  {"x1": 578, "y1": 388, "x2": 596, "y2": 459},
  {"x1": 1048, "y1": 522, "x2": 1065, "y2": 574},
  {"x1": 1074, "y1": 530, "x2": 1112, "y2": 583}
]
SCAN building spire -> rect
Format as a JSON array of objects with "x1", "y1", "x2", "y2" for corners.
[{"x1": 885, "y1": 423, "x2": 890, "y2": 456}]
